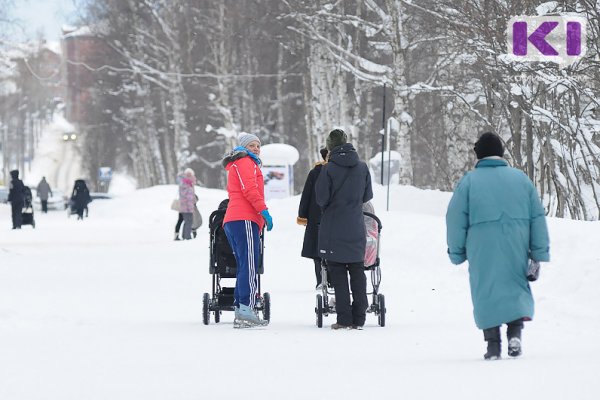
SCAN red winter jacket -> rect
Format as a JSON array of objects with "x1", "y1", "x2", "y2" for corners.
[{"x1": 223, "y1": 153, "x2": 267, "y2": 230}]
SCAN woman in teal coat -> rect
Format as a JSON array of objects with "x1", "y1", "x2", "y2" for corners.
[{"x1": 446, "y1": 132, "x2": 550, "y2": 360}]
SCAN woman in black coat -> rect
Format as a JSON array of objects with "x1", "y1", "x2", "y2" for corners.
[
  {"x1": 298, "y1": 148, "x2": 328, "y2": 289},
  {"x1": 316, "y1": 129, "x2": 373, "y2": 329},
  {"x1": 8, "y1": 170, "x2": 25, "y2": 229},
  {"x1": 71, "y1": 179, "x2": 91, "y2": 220}
]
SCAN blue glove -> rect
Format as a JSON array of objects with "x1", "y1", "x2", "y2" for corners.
[{"x1": 261, "y1": 209, "x2": 273, "y2": 231}]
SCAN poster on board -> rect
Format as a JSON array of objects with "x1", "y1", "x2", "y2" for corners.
[{"x1": 263, "y1": 164, "x2": 291, "y2": 199}]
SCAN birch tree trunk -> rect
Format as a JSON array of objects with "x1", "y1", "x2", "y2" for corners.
[{"x1": 384, "y1": 0, "x2": 412, "y2": 184}]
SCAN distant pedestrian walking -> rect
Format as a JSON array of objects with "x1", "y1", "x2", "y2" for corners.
[
  {"x1": 316, "y1": 129, "x2": 373, "y2": 330},
  {"x1": 177, "y1": 168, "x2": 197, "y2": 240},
  {"x1": 71, "y1": 179, "x2": 91, "y2": 220},
  {"x1": 173, "y1": 193, "x2": 202, "y2": 240},
  {"x1": 36, "y1": 177, "x2": 53, "y2": 213},
  {"x1": 446, "y1": 132, "x2": 550, "y2": 360},
  {"x1": 298, "y1": 147, "x2": 329, "y2": 289},
  {"x1": 8, "y1": 170, "x2": 25, "y2": 229}
]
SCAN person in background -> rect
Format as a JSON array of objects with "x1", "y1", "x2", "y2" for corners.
[
  {"x1": 446, "y1": 132, "x2": 550, "y2": 360},
  {"x1": 222, "y1": 133, "x2": 272, "y2": 328},
  {"x1": 71, "y1": 179, "x2": 91, "y2": 220},
  {"x1": 177, "y1": 168, "x2": 197, "y2": 240},
  {"x1": 298, "y1": 148, "x2": 329, "y2": 289},
  {"x1": 8, "y1": 170, "x2": 25, "y2": 229},
  {"x1": 316, "y1": 129, "x2": 373, "y2": 330},
  {"x1": 175, "y1": 193, "x2": 201, "y2": 241},
  {"x1": 37, "y1": 177, "x2": 53, "y2": 213}
]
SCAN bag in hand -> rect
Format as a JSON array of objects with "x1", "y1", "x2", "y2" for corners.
[
  {"x1": 170, "y1": 199, "x2": 180, "y2": 212},
  {"x1": 527, "y1": 259, "x2": 540, "y2": 282},
  {"x1": 192, "y1": 207, "x2": 203, "y2": 229}
]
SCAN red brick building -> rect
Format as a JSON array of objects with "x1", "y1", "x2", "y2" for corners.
[{"x1": 61, "y1": 26, "x2": 110, "y2": 125}]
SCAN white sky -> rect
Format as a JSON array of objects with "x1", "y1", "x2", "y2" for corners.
[{"x1": 12, "y1": 0, "x2": 77, "y2": 41}]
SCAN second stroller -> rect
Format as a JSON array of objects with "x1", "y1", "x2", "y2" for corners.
[{"x1": 315, "y1": 206, "x2": 385, "y2": 328}]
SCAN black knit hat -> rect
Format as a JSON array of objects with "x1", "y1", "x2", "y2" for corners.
[
  {"x1": 326, "y1": 129, "x2": 347, "y2": 151},
  {"x1": 474, "y1": 132, "x2": 504, "y2": 159}
]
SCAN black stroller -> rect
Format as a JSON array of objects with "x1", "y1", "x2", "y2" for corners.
[
  {"x1": 21, "y1": 186, "x2": 35, "y2": 228},
  {"x1": 202, "y1": 199, "x2": 271, "y2": 325},
  {"x1": 315, "y1": 211, "x2": 385, "y2": 327}
]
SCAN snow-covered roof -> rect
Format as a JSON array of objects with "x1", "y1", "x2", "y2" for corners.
[
  {"x1": 261, "y1": 143, "x2": 300, "y2": 165},
  {"x1": 62, "y1": 21, "x2": 109, "y2": 39},
  {"x1": 62, "y1": 26, "x2": 94, "y2": 39},
  {"x1": 44, "y1": 41, "x2": 62, "y2": 56}
]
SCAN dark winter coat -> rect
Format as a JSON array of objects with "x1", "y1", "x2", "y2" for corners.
[
  {"x1": 316, "y1": 143, "x2": 373, "y2": 264},
  {"x1": 8, "y1": 170, "x2": 25, "y2": 206},
  {"x1": 37, "y1": 179, "x2": 52, "y2": 201},
  {"x1": 71, "y1": 180, "x2": 91, "y2": 211},
  {"x1": 298, "y1": 162, "x2": 325, "y2": 259},
  {"x1": 446, "y1": 158, "x2": 550, "y2": 329}
]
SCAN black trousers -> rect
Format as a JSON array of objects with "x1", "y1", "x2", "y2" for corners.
[
  {"x1": 175, "y1": 213, "x2": 184, "y2": 234},
  {"x1": 11, "y1": 202, "x2": 23, "y2": 228},
  {"x1": 483, "y1": 318, "x2": 524, "y2": 342},
  {"x1": 313, "y1": 258, "x2": 322, "y2": 286},
  {"x1": 41, "y1": 200, "x2": 48, "y2": 213},
  {"x1": 327, "y1": 261, "x2": 368, "y2": 326}
]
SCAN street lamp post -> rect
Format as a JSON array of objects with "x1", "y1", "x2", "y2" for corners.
[{"x1": 380, "y1": 83, "x2": 386, "y2": 185}]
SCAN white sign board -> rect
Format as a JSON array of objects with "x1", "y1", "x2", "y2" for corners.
[
  {"x1": 261, "y1": 143, "x2": 299, "y2": 200},
  {"x1": 263, "y1": 164, "x2": 291, "y2": 199}
]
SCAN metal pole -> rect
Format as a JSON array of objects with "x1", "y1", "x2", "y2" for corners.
[
  {"x1": 380, "y1": 84, "x2": 386, "y2": 185},
  {"x1": 386, "y1": 118, "x2": 392, "y2": 211}
]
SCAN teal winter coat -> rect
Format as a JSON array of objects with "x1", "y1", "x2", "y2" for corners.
[{"x1": 446, "y1": 158, "x2": 550, "y2": 329}]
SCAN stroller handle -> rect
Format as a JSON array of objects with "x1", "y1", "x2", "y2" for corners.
[{"x1": 363, "y1": 212, "x2": 382, "y2": 231}]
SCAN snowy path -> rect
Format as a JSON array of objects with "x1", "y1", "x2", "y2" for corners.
[
  {"x1": 25, "y1": 113, "x2": 81, "y2": 193},
  {"x1": 0, "y1": 185, "x2": 599, "y2": 400},
  {"x1": 53, "y1": 141, "x2": 80, "y2": 193}
]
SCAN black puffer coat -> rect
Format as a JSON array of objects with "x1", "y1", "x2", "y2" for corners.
[
  {"x1": 298, "y1": 162, "x2": 325, "y2": 259},
  {"x1": 8, "y1": 170, "x2": 25, "y2": 206},
  {"x1": 71, "y1": 179, "x2": 91, "y2": 211},
  {"x1": 316, "y1": 143, "x2": 373, "y2": 263}
]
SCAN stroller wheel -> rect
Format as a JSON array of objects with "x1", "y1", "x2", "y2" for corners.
[
  {"x1": 377, "y1": 293, "x2": 386, "y2": 327},
  {"x1": 202, "y1": 293, "x2": 210, "y2": 325},
  {"x1": 214, "y1": 309, "x2": 220, "y2": 323},
  {"x1": 262, "y1": 292, "x2": 271, "y2": 322},
  {"x1": 315, "y1": 294, "x2": 323, "y2": 328}
]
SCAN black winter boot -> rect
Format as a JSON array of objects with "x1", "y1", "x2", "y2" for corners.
[
  {"x1": 507, "y1": 319, "x2": 524, "y2": 357},
  {"x1": 483, "y1": 326, "x2": 501, "y2": 360}
]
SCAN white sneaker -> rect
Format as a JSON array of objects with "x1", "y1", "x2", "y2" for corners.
[{"x1": 234, "y1": 304, "x2": 268, "y2": 328}]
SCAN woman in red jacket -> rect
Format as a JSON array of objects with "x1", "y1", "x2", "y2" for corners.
[{"x1": 222, "y1": 133, "x2": 273, "y2": 328}]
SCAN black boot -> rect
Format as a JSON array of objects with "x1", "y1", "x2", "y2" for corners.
[
  {"x1": 507, "y1": 319, "x2": 523, "y2": 357},
  {"x1": 483, "y1": 326, "x2": 501, "y2": 360}
]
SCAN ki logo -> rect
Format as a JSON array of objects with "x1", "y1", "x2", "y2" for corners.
[{"x1": 507, "y1": 16, "x2": 587, "y2": 66}]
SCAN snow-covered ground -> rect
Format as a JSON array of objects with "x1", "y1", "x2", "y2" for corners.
[
  {"x1": 1, "y1": 119, "x2": 599, "y2": 399},
  {"x1": 1, "y1": 181, "x2": 599, "y2": 400}
]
